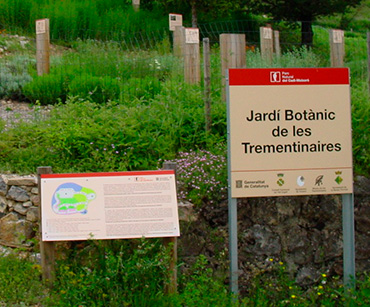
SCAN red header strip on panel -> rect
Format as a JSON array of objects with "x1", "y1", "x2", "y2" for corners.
[
  {"x1": 41, "y1": 170, "x2": 174, "y2": 179},
  {"x1": 229, "y1": 68, "x2": 349, "y2": 86}
]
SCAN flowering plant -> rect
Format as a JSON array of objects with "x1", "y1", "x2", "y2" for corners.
[{"x1": 168, "y1": 149, "x2": 227, "y2": 207}]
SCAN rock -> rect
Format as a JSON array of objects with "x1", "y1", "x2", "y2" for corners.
[
  {"x1": 14, "y1": 203, "x2": 28, "y2": 216},
  {"x1": 243, "y1": 224, "x2": 281, "y2": 256},
  {"x1": 31, "y1": 187, "x2": 39, "y2": 194},
  {"x1": 26, "y1": 207, "x2": 39, "y2": 223},
  {"x1": 3, "y1": 175, "x2": 36, "y2": 186},
  {"x1": 7, "y1": 186, "x2": 30, "y2": 202},
  {"x1": 0, "y1": 196, "x2": 7, "y2": 213},
  {"x1": 178, "y1": 201, "x2": 197, "y2": 222},
  {"x1": 0, "y1": 212, "x2": 34, "y2": 245},
  {"x1": 0, "y1": 177, "x2": 7, "y2": 196},
  {"x1": 31, "y1": 194, "x2": 40, "y2": 206},
  {"x1": 23, "y1": 201, "x2": 32, "y2": 208},
  {"x1": 354, "y1": 175, "x2": 370, "y2": 196},
  {"x1": 295, "y1": 266, "x2": 320, "y2": 286}
]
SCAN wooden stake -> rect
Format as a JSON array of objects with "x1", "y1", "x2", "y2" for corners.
[
  {"x1": 162, "y1": 162, "x2": 178, "y2": 294},
  {"x1": 173, "y1": 26, "x2": 185, "y2": 57},
  {"x1": 330, "y1": 29, "x2": 345, "y2": 68},
  {"x1": 274, "y1": 30, "x2": 281, "y2": 59},
  {"x1": 184, "y1": 28, "x2": 200, "y2": 84},
  {"x1": 36, "y1": 19, "x2": 50, "y2": 76},
  {"x1": 37, "y1": 166, "x2": 55, "y2": 287},
  {"x1": 220, "y1": 34, "x2": 246, "y2": 101},
  {"x1": 203, "y1": 37, "x2": 212, "y2": 133},
  {"x1": 260, "y1": 27, "x2": 273, "y2": 64},
  {"x1": 132, "y1": 0, "x2": 140, "y2": 11}
]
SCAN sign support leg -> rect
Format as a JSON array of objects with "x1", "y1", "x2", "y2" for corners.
[
  {"x1": 228, "y1": 197, "x2": 238, "y2": 294},
  {"x1": 342, "y1": 193, "x2": 355, "y2": 289}
]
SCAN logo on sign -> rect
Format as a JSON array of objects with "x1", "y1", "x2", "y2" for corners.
[
  {"x1": 315, "y1": 175, "x2": 324, "y2": 186},
  {"x1": 270, "y1": 71, "x2": 281, "y2": 83},
  {"x1": 276, "y1": 173, "x2": 285, "y2": 186},
  {"x1": 296, "y1": 176, "x2": 305, "y2": 187}
]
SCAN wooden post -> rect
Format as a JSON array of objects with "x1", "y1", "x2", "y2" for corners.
[
  {"x1": 203, "y1": 37, "x2": 212, "y2": 133},
  {"x1": 260, "y1": 26, "x2": 273, "y2": 64},
  {"x1": 132, "y1": 0, "x2": 140, "y2": 11},
  {"x1": 173, "y1": 26, "x2": 185, "y2": 57},
  {"x1": 37, "y1": 166, "x2": 55, "y2": 287},
  {"x1": 36, "y1": 19, "x2": 50, "y2": 76},
  {"x1": 220, "y1": 34, "x2": 246, "y2": 101},
  {"x1": 162, "y1": 161, "x2": 178, "y2": 294},
  {"x1": 274, "y1": 30, "x2": 281, "y2": 59},
  {"x1": 184, "y1": 28, "x2": 200, "y2": 84},
  {"x1": 367, "y1": 32, "x2": 370, "y2": 96},
  {"x1": 330, "y1": 29, "x2": 345, "y2": 67}
]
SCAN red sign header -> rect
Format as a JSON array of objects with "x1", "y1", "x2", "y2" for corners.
[
  {"x1": 229, "y1": 68, "x2": 349, "y2": 86},
  {"x1": 41, "y1": 170, "x2": 174, "y2": 179}
]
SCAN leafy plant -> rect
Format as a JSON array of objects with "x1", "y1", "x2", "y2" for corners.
[{"x1": 68, "y1": 74, "x2": 120, "y2": 103}]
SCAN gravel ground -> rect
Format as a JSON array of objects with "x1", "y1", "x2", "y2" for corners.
[{"x1": 0, "y1": 100, "x2": 51, "y2": 129}]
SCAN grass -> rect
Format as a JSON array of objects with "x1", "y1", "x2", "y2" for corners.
[{"x1": 0, "y1": 249, "x2": 369, "y2": 306}]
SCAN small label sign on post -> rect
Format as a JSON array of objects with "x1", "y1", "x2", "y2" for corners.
[
  {"x1": 36, "y1": 18, "x2": 50, "y2": 76},
  {"x1": 169, "y1": 13, "x2": 183, "y2": 32}
]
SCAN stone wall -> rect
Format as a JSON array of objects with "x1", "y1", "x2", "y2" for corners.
[
  {"x1": 0, "y1": 175, "x2": 39, "y2": 247},
  {"x1": 177, "y1": 175, "x2": 370, "y2": 291}
]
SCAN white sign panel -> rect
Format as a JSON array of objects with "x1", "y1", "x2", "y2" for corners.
[
  {"x1": 333, "y1": 30, "x2": 344, "y2": 44},
  {"x1": 263, "y1": 27, "x2": 273, "y2": 40},
  {"x1": 41, "y1": 170, "x2": 180, "y2": 241},
  {"x1": 36, "y1": 19, "x2": 46, "y2": 35},
  {"x1": 228, "y1": 68, "x2": 353, "y2": 198},
  {"x1": 185, "y1": 28, "x2": 199, "y2": 44},
  {"x1": 169, "y1": 13, "x2": 183, "y2": 31}
]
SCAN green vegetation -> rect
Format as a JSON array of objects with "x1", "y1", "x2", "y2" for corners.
[
  {"x1": 0, "y1": 0, "x2": 167, "y2": 41},
  {"x1": 0, "y1": 0, "x2": 369, "y2": 306},
  {"x1": 0, "y1": 250, "x2": 369, "y2": 306}
]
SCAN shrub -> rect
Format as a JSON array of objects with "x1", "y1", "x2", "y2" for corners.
[
  {"x1": 23, "y1": 73, "x2": 67, "y2": 105},
  {"x1": 0, "y1": 55, "x2": 33, "y2": 100},
  {"x1": 121, "y1": 76, "x2": 162, "y2": 102},
  {"x1": 68, "y1": 74, "x2": 120, "y2": 103}
]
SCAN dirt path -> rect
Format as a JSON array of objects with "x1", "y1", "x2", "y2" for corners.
[{"x1": 0, "y1": 100, "x2": 51, "y2": 128}]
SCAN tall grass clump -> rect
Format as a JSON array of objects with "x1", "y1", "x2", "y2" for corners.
[{"x1": 0, "y1": 0, "x2": 168, "y2": 42}]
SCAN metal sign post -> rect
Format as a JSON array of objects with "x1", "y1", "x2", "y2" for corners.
[
  {"x1": 342, "y1": 193, "x2": 356, "y2": 288},
  {"x1": 226, "y1": 72, "x2": 239, "y2": 293}
]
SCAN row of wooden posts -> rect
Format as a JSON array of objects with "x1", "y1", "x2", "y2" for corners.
[
  {"x1": 36, "y1": 19, "x2": 369, "y2": 89},
  {"x1": 175, "y1": 26, "x2": 350, "y2": 85}
]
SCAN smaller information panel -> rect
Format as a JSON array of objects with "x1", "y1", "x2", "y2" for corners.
[
  {"x1": 41, "y1": 170, "x2": 180, "y2": 241},
  {"x1": 169, "y1": 13, "x2": 183, "y2": 31},
  {"x1": 228, "y1": 68, "x2": 353, "y2": 198}
]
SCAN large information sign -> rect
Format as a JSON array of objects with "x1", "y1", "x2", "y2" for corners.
[
  {"x1": 228, "y1": 68, "x2": 353, "y2": 198},
  {"x1": 41, "y1": 170, "x2": 180, "y2": 241}
]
